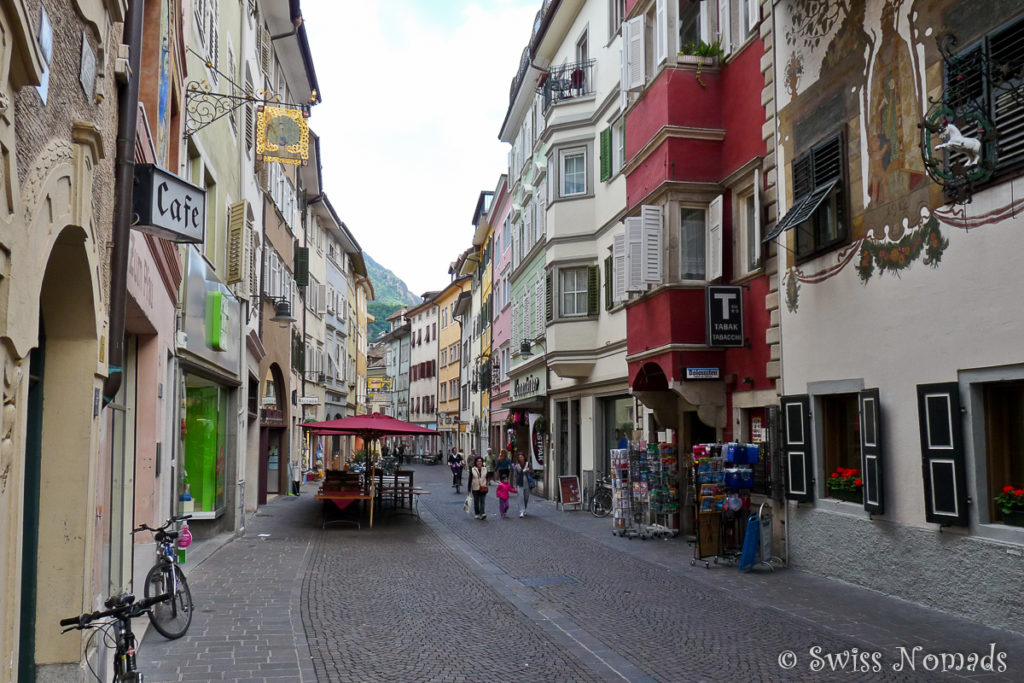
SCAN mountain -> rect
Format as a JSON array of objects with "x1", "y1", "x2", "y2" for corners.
[{"x1": 364, "y1": 253, "x2": 421, "y2": 340}]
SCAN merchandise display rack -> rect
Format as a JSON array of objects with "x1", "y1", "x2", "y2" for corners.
[
  {"x1": 613, "y1": 442, "x2": 678, "y2": 540},
  {"x1": 689, "y1": 443, "x2": 757, "y2": 567}
]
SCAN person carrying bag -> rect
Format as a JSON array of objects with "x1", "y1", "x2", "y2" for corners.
[{"x1": 469, "y1": 456, "x2": 488, "y2": 519}]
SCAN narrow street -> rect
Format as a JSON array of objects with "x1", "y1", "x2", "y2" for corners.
[{"x1": 136, "y1": 465, "x2": 1024, "y2": 683}]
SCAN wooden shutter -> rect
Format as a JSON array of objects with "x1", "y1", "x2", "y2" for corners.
[
  {"x1": 655, "y1": 0, "x2": 668, "y2": 65},
  {"x1": 604, "y1": 256, "x2": 613, "y2": 310},
  {"x1": 226, "y1": 200, "x2": 246, "y2": 283},
  {"x1": 249, "y1": 225, "x2": 259, "y2": 305},
  {"x1": 707, "y1": 194, "x2": 723, "y2": 281},
  {"x1": 641, "y1": 204, "x2": 663, "y2": 285},
  {"x1": 317, "y1": 283, "x2": 327, "y2": 316},
  {"x1": 587, "y1": 265, "x2": 600, "y2": 316},
  {"x1": 536, "y1": 183, "x2": 546, "y2": 238},
  {"x1": 535, "y1": 277, "x2": 544, "y2": 335},
  {"x1": 625, "y1": 16, "x2": 645, "y2": 91},
  {"x1": 619, "y1": 45, "x2": 629, "y2": 111},
  {"x1": 859, "y1": 388, "x2": 884, "y2": 514},
  {"x1": 782, "y1": 394, "x2": 814, "y2": 502},
  {"x1": 294, "y1": 247, "x2": 309, "y2": 287},
  {"x1": 612, "y1": 232, "x2": 626, "y2": 303},
  {"x1": 600, "y1": 127, "x2": 612, "y2": 181},
  {"x1": 260, "y1": 25, "x2": 272, "y2": 77},
  {"x1": 625, "y1": 216, "x2": 643, "y2": 291},
  {"x1": 917, "y1": 382, "x2": 968, "y2": 526},
  {"x1": 545, "y1": 271, "x2": 553, "y2": 321},
  {"x1": 718, "y1": 0, "x2": 732, "y2": 54}
]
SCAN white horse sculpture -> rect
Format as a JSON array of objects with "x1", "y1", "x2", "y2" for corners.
[{"x1": 934, "y1": 122, "x2": 982, "y2": 167}]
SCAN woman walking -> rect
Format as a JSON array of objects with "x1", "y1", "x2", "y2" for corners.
[
  {"x1": 469, "y1": 455, "x2": 489, "y2": 519},
  {"x1": 496, "y1": 450, "x2": 512, "y2": 483},
  {"x1": 512, "y1": 453, "x2": 532, "y2": 517}
]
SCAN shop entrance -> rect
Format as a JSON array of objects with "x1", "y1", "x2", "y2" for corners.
[{"x1": 266, "y1": 429, "x2": 282, "y2": 495}]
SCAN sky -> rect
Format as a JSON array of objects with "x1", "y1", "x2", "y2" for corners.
[{"x1": 302, "y1": 0, "x2": 539, "y2": 296}]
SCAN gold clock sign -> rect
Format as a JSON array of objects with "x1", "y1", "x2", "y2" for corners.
[{"x1": 256, "y1": 105, "x2": 310, "y2": 166}]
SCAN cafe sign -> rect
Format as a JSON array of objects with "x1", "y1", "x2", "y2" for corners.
[{"x1": 132, "y1": 164, "x2": 206, "y2": 243}]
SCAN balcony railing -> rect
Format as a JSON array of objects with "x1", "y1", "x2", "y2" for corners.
[{"x1": 540, "y1": 59, "x2": 595, "y2": 110}]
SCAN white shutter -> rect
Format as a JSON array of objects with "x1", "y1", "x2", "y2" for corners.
[
  {"x1": 270, "y1": 252, "x2": 281, "y2": 297},
  {"x1": 625, "y1": 16, "x2": 645, "y2": 91},
  {"x1": 641, "y1": 204, "x2": 664, "y2": 284},
  {"x1": 719, "y1": 0, "x2": 732, "y2": 54},
  {"x1": 536, "y1": 183, "x2": 546, "y2": 239},
  {"x1": 619, "y1": 47, "x2": 629, "y2": 110},
  {"x1": 512, "y1": 299, "x2": 519, "y2": 348},
  {"x1": 524, "y1": 209, "x2": 533, "y2": 253},
  {"x1": 625, "y1": 216, "x2": 643, "y2": 291},
  {"x1": 613, "y1": 232, "x2": 626, "y2": 303},
  {"x1": 535, "y1": 277, "x2": 543, "y2": 335},
  {"x1": 655, "y1": 0, "x2": 668, "y2": 66},
  {"x1": 511, "y1": 224, "x2": 519, "y2": 269},
  {"x1": 522, "y1": 291, "x2": 530, "y2": 339},
  {"x1": 748, "y1": 0, "x2": 759, "y2": 33},
  {"x1": 753, "y1": 168, "x2": 761, "y2": 250},
  {"x1": 708, "y1": 194, "x2": 724, "y2": 281},
  {"x1": 317, "y1": 283, "x2": 327, "y2": 316},
  {"x1": 547, "y1": 155, "x2": 555, "y2": 199}
]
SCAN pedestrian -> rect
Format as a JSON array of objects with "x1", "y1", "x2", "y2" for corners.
[
  {"x1": 289, "y1": 458, "x2": 302, "y2": 497},
  {"x1": 484, "y1": 447, "x2": 496, "y2": 484},
  {"x1": 469, "y1": 455, "x2": 488, "y2": 519},
  {"x1": 512, "y1": 453, "x2": 532, "y2": 517},
  {"x1": 495, "y1": 473, "x2": 516, "y2": 519},
  {"x1": 496, "y1": 449, "x2": 512, "y2": 482}
]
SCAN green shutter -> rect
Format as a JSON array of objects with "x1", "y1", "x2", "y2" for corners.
[
  {"x1": 587, "y1": 265, "x2": 600, "y2": 316},
  {"x1": 545, "y1": 271, "x2": 553, "y2": 322},
  {"x1": 294, "y1": 247, "x2": 309, "y2": 286},
  {"x1": 600, "y1": 127, "x2": 612, "y2": 181},
  {"x1": 604, "y1": 256, "x2": 613, "y2": 310}
]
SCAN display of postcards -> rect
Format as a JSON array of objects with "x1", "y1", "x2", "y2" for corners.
[
  {"x1": 713, "y1": 494, "x2": 726, "y2": 511},
  {"x1": 699, "y1": 483, "x2": 717, "y2": 498},
  {"x1": 699, "y1": 497, "x2": 714, "y2": 512}
]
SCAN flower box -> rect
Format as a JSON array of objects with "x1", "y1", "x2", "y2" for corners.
[
  {"x1": 1002, "y1": 510, "x2": 1024, "y2": 527},
  {"x1": 830, "y1": 488, "x2": 863, "y2": 504}
]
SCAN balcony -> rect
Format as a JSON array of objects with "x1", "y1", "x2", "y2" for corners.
[{"x1": 539, "y1": 59, "x2": 595, "y2": 111}]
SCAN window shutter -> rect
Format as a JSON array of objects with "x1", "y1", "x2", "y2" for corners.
[
  {"x1": 522, "y1": 291, "x2": 529, "y2": 338},
  {"x1": 917, "y1": 382, "x2": 968, "y2": 526},
  {"x1": 625, "y1": 216, "x2": 643, "y2": 291},
  {"x1": 619, "y1": 46, "x2": 629, "y2": 110},
  {"x1": 244, "y1": 73, "x2": 254, "y2": 154},
  {"x1": 625, "y1": 16, "x2": 645, "y2": 91},
  {"x1": 587, "y1": 265, "x2": 600, "y2": 316},
  {"x1": 859, "y1": 388, "x2": 885, "y2": 515},
  {"x1": 545, "y1": 271, "x2": 553, "y2": 322},
  {"x1": 753, "y1": 167, "x2": 761, "y2": 250},
  {"x1": 613, "y1": 232, "x2": 626, "y2": 303},
  {"x1": 600, "y1": 127, "x2": 612, "y2": 181},
  {"x1": 604, "y1": 256, "x2": 613, "y2": 310},
  {"x1": 748, "y1": 0, "x2": 759, "y2": 32},
  {"x1": 511, "y1": 299, "x2": 518, "y2": 348},
  {"x1": 641, "y1": 204, "x2": 664, "y2": 284},
  {"x1": 536, "y1": 183, "x2": 546, "y2": 238},
  {"x1": 707, "y1": 194, "x2": 723, "y2": 281},
  {"x1": 260, "y1": 25, "x2": 272, "y2": 77},
  {"x1": 226, "y1": 200, "x2": 247, "y2": 283},
  {"x1": 249, "y1": 227, "x2": 259, "y2": 304},
  {"x1": 535, "y1": 277, "x2": 544, "y2": 336},
  {"x1": 655, "y1": 0, "x2": 668, "y2": 65},
  {"x1": 270, "y1": 252, "x2": 281, "y2": 297},
  {"x1": 294, "y1": 247, "x2": 309, "y2": 287},
  {"x1": 782, "y1": 394, "x2": 814, "y2": 503},
  {"x1": 718, "y1": 0, "x2": 732, "y2": 55}
]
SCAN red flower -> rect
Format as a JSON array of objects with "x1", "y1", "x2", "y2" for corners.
[
  {"x1": 831, "y1": 472, "x2": 839, "y2": 478},
  {"x1": 1004, "y1": 485, "x2": 1015, "y2": 494},
  {"x1": 854, "y1": 479, "x2": 863, "y2": 487},
  {"x1": 1016, "y1": 490, "x2": 1024, "y2": 498}
]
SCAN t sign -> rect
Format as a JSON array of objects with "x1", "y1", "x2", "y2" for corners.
[{"x1": 706, "y1": 285, "x2": 744, "y2": 347}]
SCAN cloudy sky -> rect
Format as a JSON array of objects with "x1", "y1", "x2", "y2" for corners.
[{"x1": 303, "y1": 0, "x2": 539, "y2": 296}]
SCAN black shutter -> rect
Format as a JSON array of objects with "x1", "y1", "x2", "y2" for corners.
[
  {"x1": 917, "y1": 382, "x2": 968, "y2": 526},
  {"x1": 782, "y1": 394, "x2": 813, "y2": 502},
  {"x1": 604, "y1": 255, "x2": 613, "y2": 310},
  {"x1": 600, "y1": 127, "x2": 612, "y2": 181},
  {"x1": 859, "y1": 388, "x2": 884, "y2": 514},
  {"x1": 545, "y1": 271, "x2": 553, "y2": 321},
  {"x1": 587, "y1": 265, "x2": 600, "y2": 316},
  {"x1": 294, "y1": 247, "x2": 309, "y2": 286}
]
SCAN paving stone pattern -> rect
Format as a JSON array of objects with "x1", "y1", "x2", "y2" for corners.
[{"x1": 137, "y1": 464, "x2": 1024, "y2": 682}]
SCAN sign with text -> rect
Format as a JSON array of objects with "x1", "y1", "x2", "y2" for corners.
[
  {"x1": 706, "y1": 285, "x2": 744, "y2": 347},
  {"x1": 686, "y1": 367, "x2": 720, "y2": 380},
  {"x1": 133, "y1": 164, "x2": 206, "y2": 243},
  {"x1": 558, "y1": 475, "x2": 581, "y2": 507}
]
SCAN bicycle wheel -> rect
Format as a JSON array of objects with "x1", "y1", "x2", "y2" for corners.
[
  {"x1": 144, "y1": 563, "x2": 193, "y2": 639},
  {"x1": 591, "y1": 488, "x2": 613, "y2": 517}
]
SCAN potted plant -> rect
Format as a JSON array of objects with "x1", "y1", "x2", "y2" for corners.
[
  {"x1": 825, "y1": 467, "x2": 863, "y2": 503},
  {"x1": 678, "y1": 39, "x2": 725, "y2": 87},
  {"x1": 994, "y1": 486, "x2": 1024, "y2": 526}
]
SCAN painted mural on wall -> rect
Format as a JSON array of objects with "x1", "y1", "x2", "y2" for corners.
[{"x1": 777, "y1": 0, "x2": 1024, "y2": 312}]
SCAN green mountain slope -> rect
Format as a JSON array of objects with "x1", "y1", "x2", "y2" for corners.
[{"x1": 364, "y1": 253, "x2": 421, "y2": 340}]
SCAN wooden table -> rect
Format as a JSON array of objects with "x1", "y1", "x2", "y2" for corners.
[{"x1": 315, "y1": 489, "x2": 373, "y2": 529}]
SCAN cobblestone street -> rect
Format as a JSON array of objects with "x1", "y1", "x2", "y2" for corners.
[{"x1": 137, "y1": 464, "x2": 1024, "y2": 682}]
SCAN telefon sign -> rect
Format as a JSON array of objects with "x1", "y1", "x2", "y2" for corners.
[{"x1": 133, "y1": 164, "x2": 206, "y2": 243}]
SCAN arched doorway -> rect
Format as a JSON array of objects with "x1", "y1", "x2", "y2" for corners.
[
  {"x1": 19, "y1": 227, "x2": 99, "y2": 680},
  {"x1": 258, "y1": 364, "x2": 287, "y2": 503}
]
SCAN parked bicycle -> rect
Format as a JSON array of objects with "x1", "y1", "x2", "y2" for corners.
[
  {"x1": 60, "y1": 591, "x2": 171, "y2": 682},
  {"x1": 589, "y1": 476, "x2": 613, "y2": 517},
  {"x1": 132, "y1": 515, "x2": 193, "y2": 639}
]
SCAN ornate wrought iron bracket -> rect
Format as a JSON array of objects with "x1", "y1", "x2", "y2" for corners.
[{"x1": 184, "y1": 82, "x2": 309, "y2": 137}]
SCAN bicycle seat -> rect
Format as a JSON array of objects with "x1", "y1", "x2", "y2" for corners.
[
  {"x1": 155, "y1": 529, "x2": 179, "y2": 541},
  {"x1": 105, "y1": 593, "x2": 136, "y2": 609}
]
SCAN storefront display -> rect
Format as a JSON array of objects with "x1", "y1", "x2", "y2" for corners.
[
  {"x1": 182, "y1": 379, "x2": 227, "y2": 518},
  {"x1": 690, "y1": 442, "x2": 761, "y2": 567},
  {"x1": 612, "y1": 441, "x2": 679, "y2": 539}
]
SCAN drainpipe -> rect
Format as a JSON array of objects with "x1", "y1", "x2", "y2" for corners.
[{"x1": 103, "y1": 0, "x2": 145, "y2": 405}]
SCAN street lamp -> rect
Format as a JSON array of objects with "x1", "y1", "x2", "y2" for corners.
[
  {"x1": 269, "y1": 298, "x2": 296, "y2": 326},
  {"x1": 520, "y1": 339, "x2": 533, "y2": 356}
]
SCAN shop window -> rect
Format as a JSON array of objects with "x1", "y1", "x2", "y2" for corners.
[
  {"x1": 983, "y1": 380, "x2": 1024, "y2": 524},
  {"x1": 821, "y1": 393, "x2": 862, "y2": 502}
]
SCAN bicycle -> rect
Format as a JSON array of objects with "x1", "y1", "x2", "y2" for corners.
[
  {"x1": 132, "y1": 515, "x2": 194, "y2": 639},
  {"x1": 60, "y1": 591, "x2": 171, "y2": 682},
  {"x1": 589, "y1": 476, "x2": 613, "y2": 517}
]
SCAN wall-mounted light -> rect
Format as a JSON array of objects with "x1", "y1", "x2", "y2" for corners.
[
  {"x1": 270, "y1": 298, "x2": 296, "y2": 326},
  {"x1": 520, "y1": 339, "x2": 532, "y2": 356}
]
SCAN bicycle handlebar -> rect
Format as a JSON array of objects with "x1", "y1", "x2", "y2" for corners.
[
  {"x1": 60, "y1": 592, "x2": 172, "y2": 630},
  {"x1": 132, "y1": 514, "x2": 191, "y2": 534}
]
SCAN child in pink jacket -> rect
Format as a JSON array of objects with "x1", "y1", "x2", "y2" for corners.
[{"x1": 496, "y1": 474, "x2": 517, "y2": 519}]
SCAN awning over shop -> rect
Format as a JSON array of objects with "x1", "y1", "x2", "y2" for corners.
[{"x1": 502, "y1": 395, "x2": 546, "y2": 412}]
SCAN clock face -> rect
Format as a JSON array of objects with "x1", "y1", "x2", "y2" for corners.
[{"x1": 267, "y1": 115, "x2": 302, "y2": 147}]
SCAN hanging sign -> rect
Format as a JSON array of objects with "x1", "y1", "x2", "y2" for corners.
[
  {"x1": 706, "y1": 285, "x2": 744, "y2": 347},
  {"x1": 256, "y1": 105, "x2": 310, "y2": 166},
  {"x1": 132, "y1": 164, "x2": 206, "y2": 243},
  {"x1": 529, "y1": 413, "x2": 545, "y2": 469}
]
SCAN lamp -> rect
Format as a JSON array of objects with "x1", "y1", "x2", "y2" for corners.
[
  {"x1": 270, "y1": 298, "x2": 296, "y2": 326},
  {"x1": 520, "y1": 339, "x2": 532, "y2": 356}
]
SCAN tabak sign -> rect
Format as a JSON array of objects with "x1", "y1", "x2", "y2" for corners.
[{"x1": 706, "y1": 285, "x2": 744, "y2": 348}]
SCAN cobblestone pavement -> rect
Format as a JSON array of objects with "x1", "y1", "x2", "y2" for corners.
[{"x1": 137, "y1": 463, "x2": 1024, "y2": 682}]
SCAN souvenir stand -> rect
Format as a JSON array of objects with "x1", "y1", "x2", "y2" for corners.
[
  {"x1": 690, "y1": 443, "x2": 758, "y2": 567},
  {"x1": 612, "y1": 442, "x2": 679, "y2": 539},
  {"x1": 648, "y1": 442, "x2": 679, "y2": 532}
]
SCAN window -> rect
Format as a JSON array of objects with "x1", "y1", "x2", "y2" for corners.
[
  {"x1": 609, "y1": 0, "x2": 625, "y2": 39},
  {"x1": 790, "y1": 134, "x2": 846, "y2": 258},
  {"x1": 440, "y1": 383, "x2": 447, "y2": 402},
  {"x1": 983, "y1": 380, "x2": 1024, "y2": 524},
  {"x1": 561, "y1": 148, "x2": 587, "y2": 197},
  {"x1": 560, "y1": 268, "x2": 589, "y2": 317},
  {"x1": 576, "y1": 30, "x2": 589, "y2": 65},
  {"x1": 679, "y1": 0, "x2": 708, "y2": 52},
  {"x1": 501, "y1": 347, "x2": 510, "y2": 381},
  {"x1": 821, "y1": 394, "x2": 862, "y2": 503},
  {"x1": 680, "y1": 207, "x2": 706, "y2": 280}
]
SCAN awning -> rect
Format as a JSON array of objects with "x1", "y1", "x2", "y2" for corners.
[
  {"x1": 762, "y1": 179, "x2": 837, "y2": 242},
  {"x1": 503, "y1": 396, "x2": 546, "y2": 412}
]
